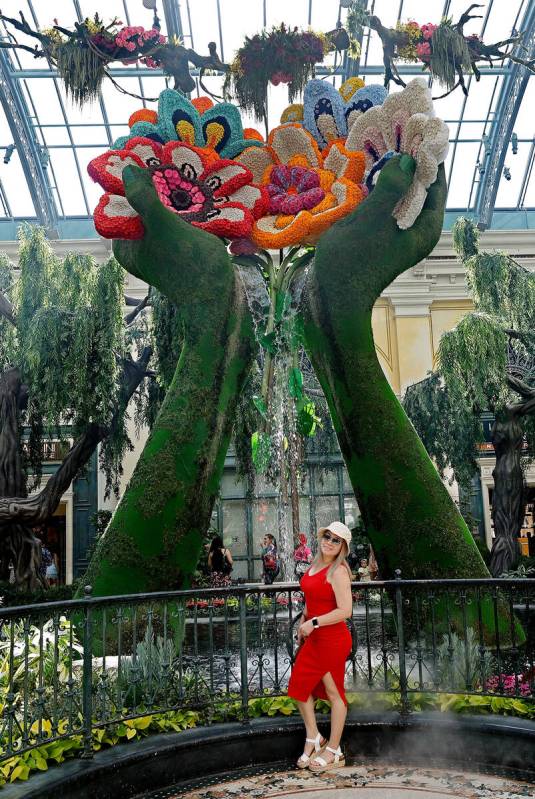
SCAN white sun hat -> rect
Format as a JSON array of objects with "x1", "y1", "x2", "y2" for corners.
[{"x1": 317, "y1": 521, "x2": 352, "y2": 546}]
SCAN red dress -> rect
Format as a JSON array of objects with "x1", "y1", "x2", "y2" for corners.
[{"x1": 287, "y1": 565, "x2": 352, "y2": 705}]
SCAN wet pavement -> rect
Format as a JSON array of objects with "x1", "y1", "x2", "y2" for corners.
[{"x1": 142, "y1": 762, "x2": 535, "y2": 798}]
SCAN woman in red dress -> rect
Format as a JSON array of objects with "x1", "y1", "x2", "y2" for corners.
[{"x1": 287, "y1": 521, "x2": 353, "y2": 772}]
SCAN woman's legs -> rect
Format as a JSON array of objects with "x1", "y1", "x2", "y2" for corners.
[
  {"x1": 296, "y1": 694, "x2": 321, "y2": 755},
  {"x1": 321, "y1": 672, "x2": 347, "y2": 759}
]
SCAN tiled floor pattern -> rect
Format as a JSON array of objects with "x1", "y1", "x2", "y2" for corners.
[{"x1": 143, "y1": 762, "x2": 535, "y2": 799}]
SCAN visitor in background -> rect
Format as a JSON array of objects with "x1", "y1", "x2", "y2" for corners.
[
  {"x1": 368, "y1": 546, "x2": 379, "y2": 580},
  {"x1": 287, "y1": 521, "x2": 353, "y2": 772},
  {"x1": 358, "y1": 558, "x2": 372, "y2": 582},
  {"x1": 261, "y1": 534, "x2": 280, "y2": 584},
  {"x1": 208, "y1": 535, "x2": 233, "y2": 587},
  {"x1": 45, "y1": 546, "x2": 60, "y2": 586},
  {"x1": 294, "y1": 532, "x2": 312, "y2": 578}
]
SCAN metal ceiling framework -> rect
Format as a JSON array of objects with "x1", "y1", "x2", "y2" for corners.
[
  {"x1": 472, "y1": 1, "x2": 535, "y2": 229},
  {"x1": 0, "y1": 49, "x2": 58, "y2": 235},
  {"x1": 0, "y1": 0, "x2": 534, "y2": 238}
]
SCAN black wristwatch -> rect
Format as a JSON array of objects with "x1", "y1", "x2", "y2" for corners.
[{"x1": 311, "y1": 617, "x2": 319, "y2": 628}]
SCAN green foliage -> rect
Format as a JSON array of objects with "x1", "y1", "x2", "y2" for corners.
[
  {"x1": 473, "y1": 536, "x2": 491, "y2": 566},
  {"x1": 430, "y1": 20, "x2": 472, "y2": 91},
  {"x1": 4, "y1": 225, "x2": 125, "y2": 488},
  {"x1": 403, "y1": 372, "x2": 482, "y2": 488},
  {"x1": 251, "y1": 430, "x2": 272, "y2": 473},
  {"x1": 406, "y1": 219, "x2": 535, "y2": 492},
  {"x1": 0, "y1": 254, "x2": 16, "y2": 372},
  {"x1": 435, "y1": 629, "x2": 494, "y2": 691},
  {"x1": 0, "y1": 709, "x2": 199, "y2": 786},
  {"x1": 439, "y1": 313, "x2": 509, "y2": 415},
  {"x1": 0, "y1": 582, "x2": 74, "y2": 607},
  {"x1": 0, "y1": 617, "x2": 83, "y2": 693},
  {"x1": 452, "y1": 216, "x2": 479, "y2": 259},
  {"x1": 345, "y1": 1, "x2": 370, "y2": 41},
  {"x1": 151, "y1": 289, "x2": 183, "y2": 393}
]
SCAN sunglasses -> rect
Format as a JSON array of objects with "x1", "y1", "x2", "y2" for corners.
[{"x1": 322, "y1": 532, "x2": 343, "y2": 546}]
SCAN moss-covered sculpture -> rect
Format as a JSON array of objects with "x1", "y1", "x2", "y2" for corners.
[
  {"x1": 303, "y1": 155, "x2": 488, "y2": 580},
  {"x1": 83, "y1": 166, "x2": 256, "y2": 594}
]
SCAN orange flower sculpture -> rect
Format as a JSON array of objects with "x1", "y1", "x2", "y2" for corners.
[{"x1": 237, "y1": 124, "x2": 366, "y2": 249}]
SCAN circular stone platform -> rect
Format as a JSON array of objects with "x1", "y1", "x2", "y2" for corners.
[{"x1": 141, "y1": 762, "x2": 535, "y2": 799}]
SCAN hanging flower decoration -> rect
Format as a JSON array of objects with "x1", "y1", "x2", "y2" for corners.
[
  {"x1": 87, "y1": 136, "x2": 268, "y2": 241},
  {"x1": 345, "y1": 79, "x2": 449, "y2": 229},
  {"x1": 113, "y1": 88, "x2": 264, "y2": 159},
  {"x1": 223, "y1": 24, "x2": 329, "y2": 122},
  {"x1": 237, "y1": 124, "x2": 366, "y2": 248}
]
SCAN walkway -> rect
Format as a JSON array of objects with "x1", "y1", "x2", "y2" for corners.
[{"x1": 143, "y1": 762, "x2": 534, "y2": 798}]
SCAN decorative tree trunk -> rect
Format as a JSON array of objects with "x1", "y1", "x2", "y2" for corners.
[
  {"x1": 489, "y1": 414, "x2": 524, "y2": 576},
  {"x1": 82, "y1": 167, "x2": 257, "y2": 596},
  {"x1": 303, "y1": 158, "x2": 489, "y2": 581},
  {"x1": 0, "y1": 367, "x2": 42, "y2": 589}
]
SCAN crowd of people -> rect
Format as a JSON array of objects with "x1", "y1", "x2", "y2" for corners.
[{"x1": 205, "y1": 529, "x2": 379, "y2": 586}]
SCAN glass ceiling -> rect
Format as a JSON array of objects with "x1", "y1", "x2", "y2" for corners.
[{"x1": 1, "y1": 0, "x2": 534, "y2": 237}]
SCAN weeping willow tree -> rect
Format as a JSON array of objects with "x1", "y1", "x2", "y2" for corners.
[
  {"x1": 0, "y1": 225, "x2": 154, "y2": 588},
  {"x1": 404, "y1": 218, "x2": 535, "y2": 576}
]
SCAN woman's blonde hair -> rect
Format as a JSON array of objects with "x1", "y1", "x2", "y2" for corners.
[{"x1": 311, "y1": 530, "x2": 352, "y2": 584}]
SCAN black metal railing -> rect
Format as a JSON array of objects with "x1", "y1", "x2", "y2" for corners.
[{"x1": 1, "y1": 576, "x2": 534, "y2": 762}]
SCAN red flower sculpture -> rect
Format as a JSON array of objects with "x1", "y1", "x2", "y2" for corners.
[{"x1": 87, "y1": 136, "x2": 268, "y2": 240}]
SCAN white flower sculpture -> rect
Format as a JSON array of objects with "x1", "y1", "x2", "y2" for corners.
[{"x1": 346, "y1": 79, "x2": 449, "y2": 230}]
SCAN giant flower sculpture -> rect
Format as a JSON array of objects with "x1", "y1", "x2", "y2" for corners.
[
  {"x1": 236, "y1": 124, "x2": 366, "y2": 248},
  {"x1": 88, "y1": 136, "x2": 268, "y2": 240},
  {"x1": 345, "y1": 78, "x2": 449, "y2": 229}
]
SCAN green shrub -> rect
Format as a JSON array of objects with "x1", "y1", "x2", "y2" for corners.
[{"x1": 0, "y1": 583, "x2": 75, "y2": 607}]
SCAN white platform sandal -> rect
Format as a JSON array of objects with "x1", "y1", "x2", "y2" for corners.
[
  {"x1": 309, "y1": 745, "x2": 345, "y2": 772},
  {"x1": 296, "y1": 732, "x2": 326, "y2": 769}
]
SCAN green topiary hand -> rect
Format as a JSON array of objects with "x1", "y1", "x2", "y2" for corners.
[
  {"x1": 304, "y1": 156, "x2": 489, "y2": 581},
  {"x1": 84, "y1": 166, "x2": 256, "y2": 596}
]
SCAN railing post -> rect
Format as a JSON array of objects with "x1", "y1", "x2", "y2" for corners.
[
  {"x1": 239, "y1": 589, "x2": 249, "y2": 723},
  {"x1": 394, "y1": 570, "x2": 410, "y2": 719},
  {"x1": 81, "y1": 585, "x2": 94, "y2": 758}
]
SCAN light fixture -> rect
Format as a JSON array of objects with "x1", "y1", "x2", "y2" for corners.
[
  {"x1": 340, "y1": 0, "x2": 353, "y2": 7},
  {"x1": 511, "y1": 133, "x2": 518, "y2": 155},
  {"x1": 3, "y1": 144, "x2": 15, "y2": 165},
  {"x1": 143, "y1": 0, "x2": 158, "y2": 9}
]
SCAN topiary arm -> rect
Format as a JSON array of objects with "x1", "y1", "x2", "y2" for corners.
[
  {"x1": 83, "y1": 166, "x2": 256, "y2": 596},
  {"x1": 304, "y1": 156, "x2": 489, "y2": 581}
]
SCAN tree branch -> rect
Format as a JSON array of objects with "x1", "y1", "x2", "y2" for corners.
[
  {"x1": 124, "y1": 293, "x2": 150, "y2": 326},
  {"x1": 0, "y1": 345, "x2": 153, "y2": 526},
  {"x1": 507, "y1": 373, "x2": 535, "y2": 417},
  {"x1": 0, "y1": 291, "x2": 15, "y2": 326}
]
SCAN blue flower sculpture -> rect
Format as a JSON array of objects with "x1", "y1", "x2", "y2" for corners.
[
  {"x1": 113, "y1": 89, "x2": 263, "y2": 159},
  {"x1": 303, "y1": 79, "x2": 388, "y2": 150}
]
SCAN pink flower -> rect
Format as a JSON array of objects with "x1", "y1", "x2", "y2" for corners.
[
  {"x1": 421, "y1": 23, "x2": 438, "y2": 41},
  {"x1": 486, "y1": 673, "x2": 532, "y2": 696},
  {"x1": 416, "y1": 42, "x2": 432, "y2": 61}
]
